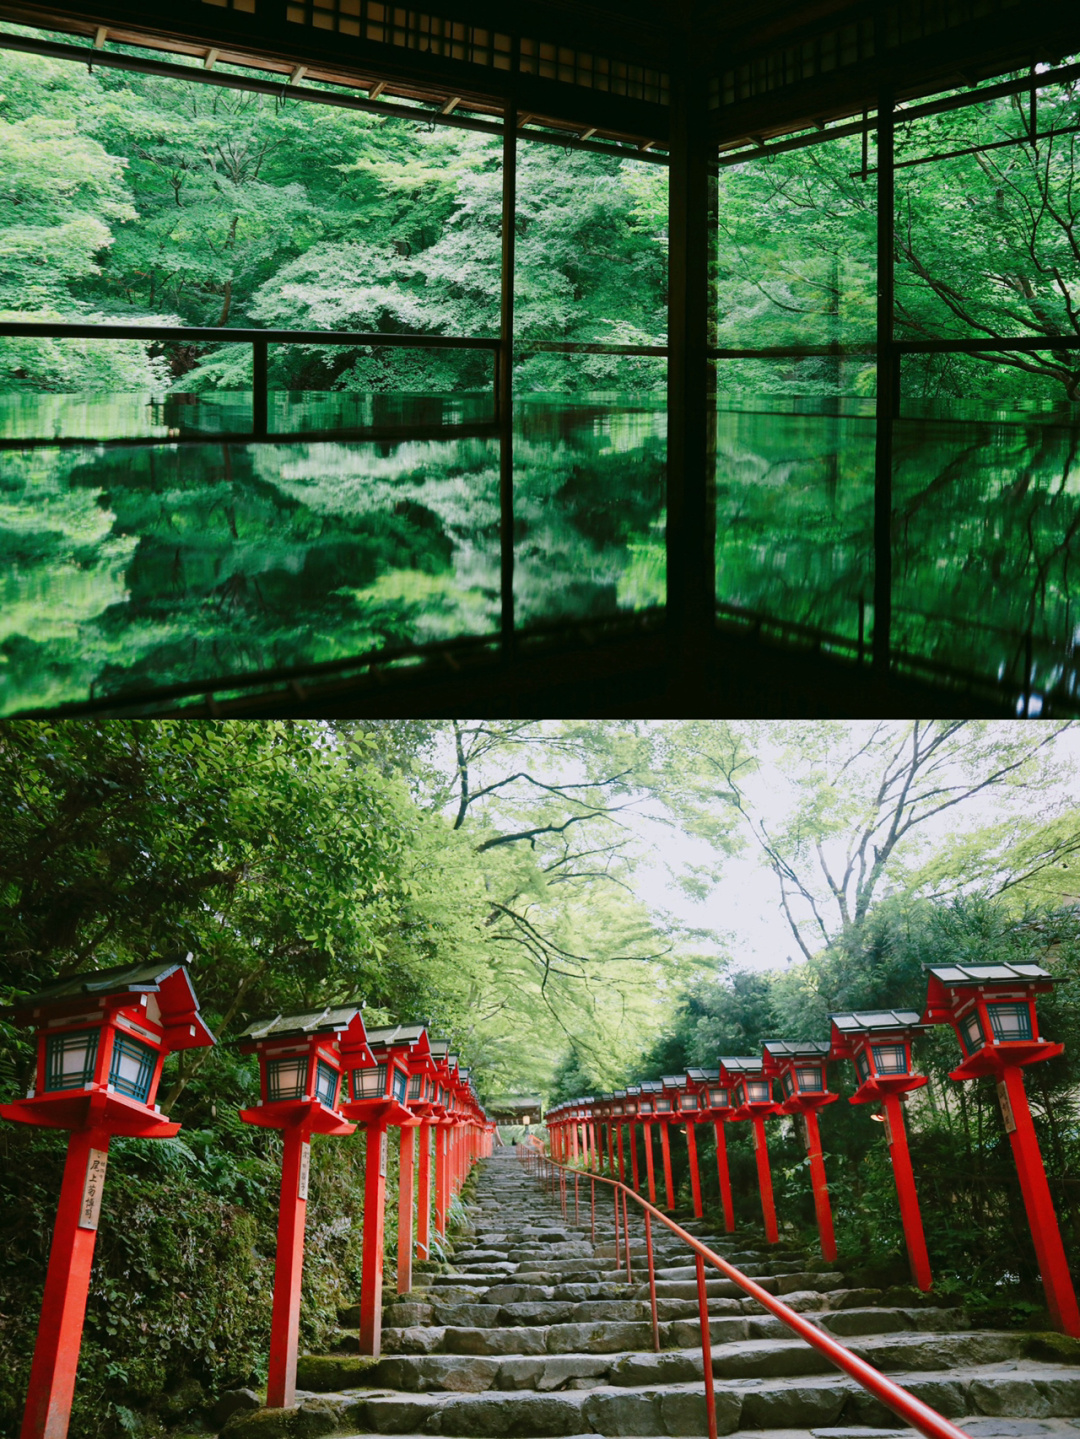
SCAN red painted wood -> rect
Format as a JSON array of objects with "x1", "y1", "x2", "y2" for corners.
[
  {"x1": 643, "y1": 1122, "x2": 657, "y2": 1205},
  {"x1": 607, "y1": 1122, "x2": 615, "y2": 1174},
  {"x1": 1001, "y1": 1067, "x2": 1080, "y2": 1336},
  {"x1": 616, "y1": 1123, "x2": 625, "y2": 1183},
  {"x1": 751, "y1": 1115, "x2": 779, "y2": 1244},
  {"x1": 881, "y1": 1093, "x2": 932, "y2": 1292},
  {"x1": 802, "y1": 1111, "x2": 837, "y2": 1262},
  {"x1": 359, "y1": 1124, "x2": 389, "y2": 1355},
  {"x1": 629, "y1": 1122, "x2": 641, "y2": 1192},
  {"x1": 696, "y1": 1252, "x2": 718, "y2": 1439},
  {"x1": 266, "y1": 1125, "x2": 310, "y2": 1408},
  {"x1": 685, "y1": 1120, "x2": 703, "y2": 1219},
  {"x1": 397, "y1": 1124, "x2": 415, "y2": 1295},
  {"x1": 712, "y1": 1122, "x2": 735, "y2": 1232},
  {"x1": 659, "y1": 1122, "x2": 675, "y2": 1210},
  {"x1": 434, "y1": 1123, "x2": 448, "y2": 1237},
  {"x1": 21, "y1": 1126, "x2": 110, "y2": 1439},
  {"x1": 415, "y1": 1121, "x2": 431, "y2": 1261}
]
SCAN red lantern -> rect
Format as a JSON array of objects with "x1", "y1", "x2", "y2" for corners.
[
  {"x1": 404, "y1": 1033, "x2": 441, "y2": 1275},
  {"x1": 721, "y1": 1057, "x2": 781, "y2": 1244},
  {"x1": 670, "y1": 1072, "x2": 706, "y2": 1219},
  {"x1": 637, "y1": 1079, "x2": 663, "y2": 1205},
  {"x1": 2, "y1": 961, "x2": 214, "y2": 1439},
  {"x1": 237, "y1": 1005, "x2": 364, "y2": 1408},
  {"x1": 611, "y1": 1090, "x2": 628, "y2": 1181},
  {"x1": 829, "y1": 1009, "x2": 931, "y2": 1291},
  {"x1": 622, "y1": 1089, "x2": 642, "y2": 1188},
  {"x1": 762, "y1": 1040, "x2": 838, "y2": 1261},
  {"x1": 339, "y1": 1024, "x2": 422, "y2": 1357},
  {"x1": 922, "y1": 962, "x2": 1079, "y2": 1337},
  {"x1": 692, "y1": 1068, "x2": 736, "y2": 1233}
]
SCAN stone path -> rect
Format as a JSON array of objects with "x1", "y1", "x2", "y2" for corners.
[{"x1": 222, "y1": 1148, "x2": 1080, "y2": 1439}]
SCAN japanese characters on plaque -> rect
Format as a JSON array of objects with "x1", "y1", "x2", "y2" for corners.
[
  {"x1": 298, "y1": 1141, "x2": 311, "y2": 1200},
  {"x1": 380, "y1": 1130, "x2": 388, "y2": 1177},
  {"x1": 79, "y1": 1149, "x2": 108, "y2": 1230},
  {"x1": 997, "y1": 1079, "x2": 1017, "y2": 1134}
]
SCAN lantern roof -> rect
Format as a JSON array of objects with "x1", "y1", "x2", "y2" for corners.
[
  {"x1": 613, "y1": 1089, "x2": 627, "y2": 1098},
  {"x1": 238, "y1": 1003, "x2": 364, "y2": 1042},
  {"x1": 639, "y1": 1079, "x2": 663, "y2": 1092},
  {"x1": 719, "y1": 1055, "x2": 767, "y2": 1073},
  {"x1": 10, "y1": 959, "x2": 214, "y2": 1050},
  {"x1": 763, "y1": 1039, "x2": 830, "y2": 1058},
  {"x1": 366, "y1": 1023, "x2": 429, "y2": 1049},
  {"x1": 830, "y1": 1009, "x2": 923, "y2": 1034},
  {"x1": 925, "y1": 962, "x2": 1052, "y2": 987},
  {"x1": 661, "y1": 1074, "x2": 685, "y2": 1089},
  {"x1": 626, "y1": 1084, "x2": 641, "y2": 1094}
]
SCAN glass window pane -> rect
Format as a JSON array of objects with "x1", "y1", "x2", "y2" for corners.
[
  {"x1": 870, "y1": 1043, "x2": 908, "y2": 1074},
  {"x1": 108, "y1": 1032, "x2": 158, "y2": 1102},
  {"x1": 352, "y1": 1062, "x2": 387, "y2": 1099},
  {"x1": 709, "y1": 1087, "x2": 729, "y2": 1107},
  {"x1": 855, "y1": 1047, "x2": 871, "y2": 1082},
  {"x1": 746, "y1": 1080, "x2": 770, "y2": 1102},
  {"x1": 45, "y1": 1028, "x2": 100, "y2": 1092},
  {"x1": 315, "y1": 1058, "x2": 339, "y2": 1107},
  {"x1": 963, "y1": 1009, "x2": 986, "y2": 1050},
  {"x1": 391, "y1": 1065, "x2": 408, "y2": 1102},
  {"x1": 795, "y1": 1065, "x2": 824, "y2": 1091},
  {"x1": 267, "y1": 1055, "x2": 309, "y2": 1101},
  {"x1": 988, "y1": 1002, "x2": 1033, "y2": 1041}
]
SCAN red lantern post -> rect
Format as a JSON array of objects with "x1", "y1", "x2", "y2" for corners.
[
  {"x1": 611, "y1": 1092, "x2": 627, "y2": 1181},
  {"x1": 2, "y1": 961, "x2": 215, "y2": 1439},
  {"x1": 655, "y1": 1079, "x2": 680, "y2": 1210},
  {"x1": 400, "y1": 1030, "x2": 441, "y2": 1293},
  {"x1": 829, "y1": 1010, "x2": 932, "y2": 1292},
  {"x1": 339, "y1": 1024, "x2": 422, "y2": 1357},
  {"x1": 238, "y1": 1006, "x2": 365, "y2": 1408},
  {"x1": 763, "y1": 1040, "x2": 839, "y2": 1262},
  {"x1": 690, "y1": 1069, "x2": 736, "y2": 1232},
  {"x1": 722, "y1": 1057, "x2": 781, "y2": 1243},
  {"x1": 637, "y1": 1081, "x2": 662, "y2": 1204},
  {"x1": 623, "y1": 1089, "x2": 642, "y2": 1190},
  {"x1": 922, "y1": 962, "x2": 1080, "y2": 1337},
  {"x1": 674, "y1": 1072, "x2": 706, "y2": 1218}
]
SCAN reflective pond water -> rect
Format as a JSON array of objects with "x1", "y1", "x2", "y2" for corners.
[
  {"x1": 0, "y1": 391, "x2": 666, "y2": 713},
  {"x1": 2, "y1": 389, "x2": 1078, "y2": 713}
]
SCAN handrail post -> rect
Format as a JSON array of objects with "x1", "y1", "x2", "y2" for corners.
[
  {"x1": 613, "y1": 1183, "x2": 621, "y2": 1270},
  {"x1": 696, "y1": 1252, "x2": 718, "y2": 1439},
  {"x1": 622, "y1": 1189, "x2": 633, "y2": 1283},
  {"x1": 590, "y1": 1176, "x2": 596, "y2": 1243},
  {"x1": 644, "y1": 1209, "x2": 660, "y2": 1352},
  {"x1": 252, "y1": 339, "x2": 268, "y2": 439},
  {"x1": 574, "y1": 1172, "x2": 580, "y2": 1227}
]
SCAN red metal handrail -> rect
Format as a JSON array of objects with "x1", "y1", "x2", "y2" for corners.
[{"x1": 519, "y1": 1148, "x2": 971, "y2": 1439}]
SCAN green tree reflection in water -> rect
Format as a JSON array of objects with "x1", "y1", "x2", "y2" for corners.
[{"x1": 0, "y1": 393, "x2": 668, "y2": 714}]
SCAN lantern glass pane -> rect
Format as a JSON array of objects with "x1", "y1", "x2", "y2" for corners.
[
  {"x1": 45, "y1": 1028, "x2": 100, "y2": 1092},
  {"x1": 639, "y1": 1099, "x2": 653, "y2": 1114},
  {"x1": 352, "y1": 1062, "x2": 387, "y2": 1099},
  {"x1": 680, "y1": 1093, "x2": 698, "y2": 1109},
  {"x1": 795, "y1": 1065, "x2": 825, "y2": 1091},
  {"x1": 709, "y1": 1087, "x2": 729, "y2": 1107},
  {"x1": 746, "y1": 1080, "x2": 770, "y2": 1103},
  {"x1": 870, "y1": 1043, "x2": 908, "y2": 1074},
  {"x1": 963, "y1": 1010, "x2": 985, "y2": 1052},
  {"x1": 268, "y1": 1055, "x2": 309, "y2": 1101},
  {"x1": 657, "y1": 1096, "x2": 671, "y2": 1112},
  {"x1": 408, "y1": 1073, "x2": 423, "y2": 1100},
  {"x1": 988, "y1": 1003, "x2": 1033, "y2": 1042},
  {"x1": 315, "y1": 1059, "x2": 339, "y2": 1108},
  {"x1": 854, "y1": 1048, "x2": 871, "y2": 1082},
  {"x1": 781, "y1": 1070, "x2": 795, "y2": 1098},
  {"x1": 613, "y1": 1102, "x2": 624, "y2": 1114},
  {"x1": 109, "y1": 1031, "x2": 158, "y2": 1103},
  {"x1": 391, "y1": 1066, "x2": 408, "y2": 1103}
]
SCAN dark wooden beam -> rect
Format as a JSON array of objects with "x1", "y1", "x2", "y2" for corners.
[{"x1": 665, "y1": 51, "x2": 714, "y2": 668}]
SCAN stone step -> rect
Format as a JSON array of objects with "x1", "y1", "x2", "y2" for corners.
[{"x1": 288, "y1": 1361, "x2": 1080, "y2": 1434}]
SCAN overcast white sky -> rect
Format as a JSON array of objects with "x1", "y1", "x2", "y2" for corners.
[{"x1": 624, "y1": 722, "x2": 1080, "y2": 976}]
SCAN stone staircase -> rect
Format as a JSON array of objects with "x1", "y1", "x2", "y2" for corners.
[{"x1": 222, "y1": 1148, "x2": 1080, "y2": 1439}]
